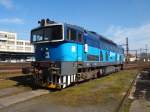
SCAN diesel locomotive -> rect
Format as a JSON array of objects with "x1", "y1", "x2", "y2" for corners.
[{"x1": 30, "y1": 19, "x2": 124, "y2": 89}]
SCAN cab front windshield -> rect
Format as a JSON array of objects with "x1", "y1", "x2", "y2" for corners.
[{"x1": 31, "y1": 25, "x2": 63, "y2": 42}]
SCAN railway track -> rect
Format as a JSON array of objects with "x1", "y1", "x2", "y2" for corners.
[
  {"x1": 0, "y1": 62, "x2": 148, "y2": 78},
  {"x1": 115, "y1": 67, "x2": 150, "y2": 112},
  {"x1": 0, "y1": 62, "x2": 30, "y2": 70},
  {"x1": 115, "y1": 72, "x2": 138, "y2": 112},
  {"x1": 124, "y1": 62, "x2": 150, "y2": 70},
  {"x1": 0, "y1": 62, "x2": 31, "y2": 79}
]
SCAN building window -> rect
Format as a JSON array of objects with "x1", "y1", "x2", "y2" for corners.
[
  {"x1": 0, "y1": 34, "x2": 4, "y2": 38},
  {"x1": 17, "y1": 46, "x2": 23, "y2": 50},
  {"x1": 0, "y1": 45, "x2": 5, "y2": 49},
  {"x1": 17, "y1": 41, "x2": 24, "y2": 45},
  {"x1": 25, "y1": 47, "x2": 31, "y2": 51},
  {"x1": 25, "y1": 42, "x2": 31, "y2": 46},
  {"x1": 7, "y1": 46, "x2": 14, "y2": 50},
  {"x1": 0, "y1": 40, "x2": 6, "y2": 45},
  {"x1": 8, "y1": 36, "x2": 15, "y2": 40},
  {"x1": 7, "y1": 41, "x2": 15, "y2": 45}
]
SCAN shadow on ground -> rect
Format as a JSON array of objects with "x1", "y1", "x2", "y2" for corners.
[
  {"x1": 134, "y1": 69, "x2": 150, "y2": 101},
  {"x1": 8, "y1": 73, "x2": 110, "y2": 91},
  {"x1": 8, "y1": 75, "x2": 41, "y2": 90}
]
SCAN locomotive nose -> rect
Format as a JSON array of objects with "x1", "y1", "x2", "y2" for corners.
[{"x1": 40, "y1": 47, "x2": 50, "y2": 59}]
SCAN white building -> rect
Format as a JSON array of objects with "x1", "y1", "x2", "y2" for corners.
[
  {"x1": 0, "y1": 31, "x2": 34, "y2": 62},
  {"x1": 0, "y1": 31, "x2": 34, "y2": 53}
]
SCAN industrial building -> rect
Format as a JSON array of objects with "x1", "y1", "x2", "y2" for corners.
[{"x1": 0, "y1": 31, "x2": 34, "y2": 62}]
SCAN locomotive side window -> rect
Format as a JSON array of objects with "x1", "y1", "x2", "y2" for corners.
[
  {"x1": 119, "y1": 55, "x2": 122, "y2": 61},
  {"x1": 106, "y1": 51, "x2": 108, "y2": 61},
  {"x1": 70, "y1": 29, "x2": 76, "y2": 41},
  {"x1": 87, "y1": 54, "x2": 99, "y2": 61},
  {"x1": 66, "y1": 29, "x2": 71, "y2": 40},
  {"x1": 44, "y1": 25, "x2": 62, "y2": 40},
  {"x1": 115, "y1": 53, "x2": 117, "y2": 61},
  {"x1": 78, "y1": 32, "x2": 83, "y2": 42},
  {"x1": 100, "y1": 51, "x2": 103, "y2": 61},
  {"x1": 67, "y1": 28, "x2": 76, "y2": 41}
]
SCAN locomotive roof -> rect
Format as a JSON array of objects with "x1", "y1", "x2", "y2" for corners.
[
  {"x1": 32, "y1": 20, "x2": 123, "y2": 50},
  {"x1": 88, "y1": 31, "x2": 117, "y2": 46},
  {"x1": 65, "y1": 23, "x2": 117, "y2": 46}
]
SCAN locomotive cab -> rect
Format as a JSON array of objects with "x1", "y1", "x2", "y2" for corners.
[
  {"x1": 30, "y1": 19, "x2": 85, "y2": 89},
  {"x1": 31, "y1": 24, "x2": 64, "y2": 43}
]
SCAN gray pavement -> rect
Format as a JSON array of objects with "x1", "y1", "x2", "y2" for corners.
[
  {"x1": 129, "y1": 70, "x2": 150, "y2": 112},
  {"x1": 130, "y1": 99, "x2": 150, "y2": 112},
  {"x1": 0, "y1": 87, "x2": 29, "y2": 98},
  {"x1": 0, "y1": 89, "x2": 50, "y2": 109},
  {"x1": 0, "y1": 97, "x2": 113, "y2": 112}
]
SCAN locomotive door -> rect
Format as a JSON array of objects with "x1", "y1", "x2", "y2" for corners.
[{"x1": 77, "y1": 32, "x2": 84, "y2": 61}]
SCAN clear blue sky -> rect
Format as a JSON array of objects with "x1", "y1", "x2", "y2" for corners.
[{"x1": 0, "y1": 0, "x2": 150, "y2": 49}]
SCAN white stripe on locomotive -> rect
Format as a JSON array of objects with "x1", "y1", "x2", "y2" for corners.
[
  {"x1": 71, "y1": 75, "x2": 74, "y2": 82},
  {"x1": 63, "y1": 75, "x2": 66, "y2": 88},
  {"x1": 68, "y1": 75, "x2": 71, "y2": 85},
  {"x1": 73, "y1": 74, "x2": 76, "y2": 82}
]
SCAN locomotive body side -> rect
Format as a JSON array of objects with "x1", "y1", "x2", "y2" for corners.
[{"x1": 31, "y1": 20, "x2": 124, "y2": 89}]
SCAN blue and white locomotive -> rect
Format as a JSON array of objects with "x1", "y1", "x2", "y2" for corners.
[{"x1": 31, "y1": 19, "x2": 124, "y2": 89}]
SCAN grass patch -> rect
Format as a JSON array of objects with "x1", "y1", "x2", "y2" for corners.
[
  {"x1": 0, "y1": 73, "x2": 32, "y2": 89},
  {"x1": 0, "y1": 79, "x2": 18, "y2": 89},
  {"x1": 41, "y1": 70, "x2": 138, "y2": 108},
  {"x1": 0, "y1": 73, "x2": 22, "y2": 89}
]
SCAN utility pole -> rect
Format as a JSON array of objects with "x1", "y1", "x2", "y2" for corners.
[
  {"x1": 135, "y1": 50, "x2": 138, "y2": 61},
  {"x1": 126, "y1": 37, "x2": 129, "y2": 63},
  {"x1": 140, "y1": 48, "x2": 142, "y2": 55},
  {"x1": 140, "y1": 48, "x2": 142, "y2": 61},
  {"x1": 145, "y1": 44, "x2": 148, "y2": 61}
]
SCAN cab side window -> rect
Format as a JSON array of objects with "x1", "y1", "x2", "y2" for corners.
[
  {"x1": 78, "y1": 32, "x2": 83, "y2": 42},
  {"x1": 67, "y1": 29, "x2": 70, "y2": 40},
  {"x1": 67, "y1": 28, "x2": 76, "y2": 41}
]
